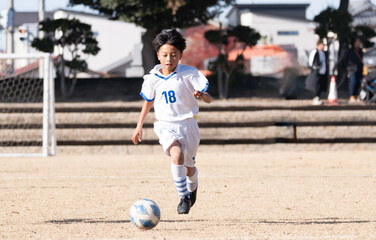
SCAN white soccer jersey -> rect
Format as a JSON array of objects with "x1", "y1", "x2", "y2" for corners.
[{"x1": 140, "y1": 64, "x2": 209, "y2": 122}]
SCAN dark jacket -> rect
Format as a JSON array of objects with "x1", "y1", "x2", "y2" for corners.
[
  {"x1": 305, "y1": 49, "x2": 328, "y2": 93},
  {"x1": 338, "y1": 47, "x2": 363, "y2": 75},
  {"x1": 347, "y1": 47, "x2": 363, "y2": 75}
]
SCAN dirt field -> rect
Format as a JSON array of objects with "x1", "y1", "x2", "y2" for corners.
[{"x1": 1, "y1": 149, "x2": 376, "y2": 239}]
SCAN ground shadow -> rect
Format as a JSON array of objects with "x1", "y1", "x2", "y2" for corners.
[
  {"x1": 257, "y1": 218, "x2": 374, "y2": 225},
  {"x1": 44, "y1": 219, "x2": 130, "y2": 224},
  {"x1": 45, "y1": 217, "x2": 374, "y2": 225},
  {"x1": 44, "y1": 218, "x2": 206, "y2": 225}
]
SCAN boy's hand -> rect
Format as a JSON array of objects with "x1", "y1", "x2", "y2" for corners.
[
  {"x1": 131, "y1": 126, "x2": 142, "y2": 144},
  {"x1": 193, "y1": 90, "x2": 203, "y2": 99},
  {"x1": 193, "y1": 90, "x2": 212, "y2": 103}
]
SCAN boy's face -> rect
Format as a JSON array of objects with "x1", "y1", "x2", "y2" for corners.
[
  {"x1": 317, "y1": 43, "x2": 324, "y2": 51},
  {"x1": 157, "y1": 44, "x2": 182, "y2": 75}
]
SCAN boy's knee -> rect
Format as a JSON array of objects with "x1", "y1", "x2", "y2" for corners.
[
  {"x1": 169, "y1": 141, "x2": 184, "y2": 165},
  {"x1": 186, "y1": 166, "x2": 196, "y2": 177},
  {"x1": 171, "y1": 150, "x2": 184, "y2": 165}
]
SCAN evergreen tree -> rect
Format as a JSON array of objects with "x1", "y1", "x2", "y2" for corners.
[{"x1": 32, "y1": 18, "x2": 100, "y2": 98}]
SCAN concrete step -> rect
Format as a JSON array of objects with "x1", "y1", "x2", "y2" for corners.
[
  {"x1": 2, "y1": 126, "x2": 376, "y2": 142},
  {"x1": 1, "y1": 109, "x2": 376, "y2": 125},
  {"x1": 1, "y1": 100, "x2": 376, "y2": 146}
]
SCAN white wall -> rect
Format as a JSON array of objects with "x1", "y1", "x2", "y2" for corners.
[
  {"x1": 54, "y1": 10, "x2": 145, "y2": 76},
  {"x1": 240, "y1": 12, "x2": 316, "y2": 65}
]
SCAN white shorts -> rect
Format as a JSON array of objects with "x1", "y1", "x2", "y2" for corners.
[{"x1": 153, "y1": 118, "x2": 200, "y2": 167}]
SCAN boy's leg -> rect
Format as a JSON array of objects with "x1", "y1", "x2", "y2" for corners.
[
  {"x1": 169, "y1": 141, "x2": 191, "y2": 214},
  {"x1": 185, "y1": 120, "x2": 200, "y2": 208},
  {"x1": 186, "y1": 166, "x2": 198, "y2": 207}
]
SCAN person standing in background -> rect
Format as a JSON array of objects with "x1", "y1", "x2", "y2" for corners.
[
  {"x1": 306, "y1": 39, "x2": 327, "y2": 105},
  {"x1": 346, "y1": 37, "x2": 364, "y2": 103}
]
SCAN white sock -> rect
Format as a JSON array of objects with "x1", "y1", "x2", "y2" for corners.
[
  {"x1": 187, "y1": 167, "x2": 198, "y2": 193},
  {"x1": 171, "y1": 163, "x2": 189, "y2": 198}
]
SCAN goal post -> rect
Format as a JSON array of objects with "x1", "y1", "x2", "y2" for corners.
[{"x1": 0, "y1": 53, "x2": 56, "y2": 157}]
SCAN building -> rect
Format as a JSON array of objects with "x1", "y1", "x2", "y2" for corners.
[
  {"x1": 180, "y1": 22, "x2": 220, "y2": 74},
  {"x1": 2, "y1": 10, "x2": 145, "y2": 78},
  {"x1": 225, "y1": 3, "x2": 317, "y2": 66},
  {"x1": 228, "y1": 44, "x2": 291, "y2": 76},
  {"x1": 3, "y1": 3, "x2": 319, "y2": 78},
  {"x1": 349, "y1": 0, "x2": 376, "y2": 67},
  {"x1": 1, "y1": 11, "x2": 55, "y2": 70},
  {"x1": 350, "y1": 0, "x2": 376, "y2": 27},
  {"x1": 54, "y1": 10, "x2": 144, "y2": 77}
]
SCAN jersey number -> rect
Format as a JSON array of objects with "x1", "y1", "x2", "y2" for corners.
[{"x1": 162, "y1": 90, "x2": 176, "y2": 104}]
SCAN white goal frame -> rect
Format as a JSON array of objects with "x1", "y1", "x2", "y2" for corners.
[{"x1": 0, "y1": 53, "x2": 56, "y2": 157}]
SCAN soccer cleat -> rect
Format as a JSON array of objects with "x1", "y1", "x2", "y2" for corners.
[
  {"x1": 177, "y1": 196, "x2": 191, "y2": 214},
  {"x1": 190, "y1": 184, "x2": 198, "y2": 207}
]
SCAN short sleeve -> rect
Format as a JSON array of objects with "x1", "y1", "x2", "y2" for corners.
[
  {"x1": 140, "y1": 75, "x2": 155, "y2": 102},
  {"x1": 191, "y1": 70, "x2": 209, "y2": 93}
]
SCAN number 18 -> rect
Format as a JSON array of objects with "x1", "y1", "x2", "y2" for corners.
[{"x1": 162, "y1": 90, "x2": 176, "y2": 104}]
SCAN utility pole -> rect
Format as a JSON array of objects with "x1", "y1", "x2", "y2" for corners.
[
  {"x1": 8, "y1": 0, "x2": 14, "y2": 72},
  {"x1": 38, "y1": 0, "x2": 45, "y2": 38},
  {"x1": 38, "y1": 0, "x2": 45, "y2": 78},
  {"x1": 8, "y1": 0, "x2": 14, "y2": 54}
]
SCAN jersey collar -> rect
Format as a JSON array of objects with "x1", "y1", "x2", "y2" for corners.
[
  {"x1": 152, "y1": 64, "x2": 181, "y2": 80},
  {"x1": 154, "y1": 72, "x2": 177, "y2": 80}
]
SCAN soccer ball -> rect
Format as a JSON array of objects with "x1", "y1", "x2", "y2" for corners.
[{"x1": 130, "y1": 199, "x2": 161, "y2": 230}]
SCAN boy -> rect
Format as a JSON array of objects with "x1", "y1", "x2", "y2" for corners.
[{"x1": 131, "y1": 29, "x2": 212, "y2": 214}]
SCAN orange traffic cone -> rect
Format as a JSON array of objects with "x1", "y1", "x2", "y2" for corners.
[{"x1": 327, "y1": 75, "x2": 338, "y2": 105}]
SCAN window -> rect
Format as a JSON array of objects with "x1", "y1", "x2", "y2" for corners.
[{"x1": 277, "y1": 31, "x2": 299, "y2": 36}]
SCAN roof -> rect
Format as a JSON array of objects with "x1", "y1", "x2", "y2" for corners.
[
  {"x1": 228, "y1": 44, "x2": 288, "y2": 61},
  {"x1": 349, "y1": 0, "x2": 376, "y2": 26},
  {"x1": 13, "y1": 56, "x2": 59, "y2": 76},
  {"x1": 13, "y1": 59, "x2": 39, "y2": 75},
  {"x1": 234, "y1": 3, "x2": 310, "y2": 10},
  {"x1": 13, "y1": 9, "x2": 106, "y2": 27},
  {"x1": 54, "y1": 9, "x2": 107, "y2": 19},
  {"x1": 14, "y1": 11, "x2": 55, "y2": 26},
  {"x1": 226, "y1": 3, "x2": 310, "y2": 21},
  {"x1": 99, "y1": 55, "x2": 133, "y2": 73},
  {"x1": 349, "y1": 0, "x2": 376, "y2": 16}
]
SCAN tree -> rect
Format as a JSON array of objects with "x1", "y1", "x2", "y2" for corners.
[
  {"x1": 313, "y1": 7, "x2": 352, "y2": 45},
  {"x1": 68, "y1": 0, "x2": 233, "y2": 73},
  {"x1": 204, "y1": 25, "x2": 260, "y2": 99},
  {"x1": 32, "y1": 18, "x2": 100, "y2": 98}
]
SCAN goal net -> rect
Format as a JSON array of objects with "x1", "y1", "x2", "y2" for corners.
[{"x1": 0, "y1": 53, "x2": 56, "y2": 157}]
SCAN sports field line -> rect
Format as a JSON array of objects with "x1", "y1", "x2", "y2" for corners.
[
  {"x1": 252, "y1": 236, "x2": 356, "y2": 240},
  {"x1": 255, "y1": 237, "x2": 357, "y2": 240},
  {"x1": 1, "y1": 174, "x2": 376, "y2": 181},
  {"x1": 266, "y1": 236, "x2": 366, "y2": 240},
  {"x1": 117, "y1": 235, "x2": 370, "y2": 240}
]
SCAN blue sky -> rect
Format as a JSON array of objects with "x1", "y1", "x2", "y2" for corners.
[{"x1": 0, "y1": 0, "x2": 342, "y2": 20}]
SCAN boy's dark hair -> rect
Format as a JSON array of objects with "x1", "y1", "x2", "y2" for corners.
[
  {"x1": 317, "y1": 39, "x2": 324, "y2": 46},
  {"x1": 152, "y1": 29, "x2": 186, "y2": 53}
]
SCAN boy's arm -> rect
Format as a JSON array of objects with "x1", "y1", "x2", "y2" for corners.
[
  {"x1": 131, "y1": 100, "x2": 154, "y2": 144},
  {"x1": 193, "y1": 91, "x2": 212, "y2": 104}
]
